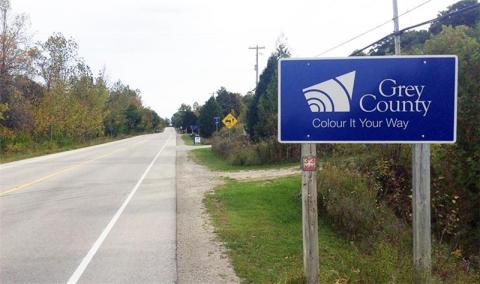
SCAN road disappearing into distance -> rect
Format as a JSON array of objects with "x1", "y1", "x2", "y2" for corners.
[{"x1": 0, "y1": 128, "x2": 177, "y2": 283}]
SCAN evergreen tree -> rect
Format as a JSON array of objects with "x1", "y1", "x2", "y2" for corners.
[
  {"x1": 247, "y1": 44, "x2": 290, "y2": 140},
  {"x1": 198, "y1": 96, "x2": 221, "y2": 137}
]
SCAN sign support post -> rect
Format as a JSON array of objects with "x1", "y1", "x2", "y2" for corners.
[
  {"x1": 279, "y1": 54, "x2": 456, "y2": 284},
  {"x1": 392, "y1": 0, "x2": 432, "y2": 282},
  {"x1": 301, "y1": 143, "x2": 319, "y2": 283},
  {"x1": 412, "y1": 144, "x2": 432, "y2": 283}
]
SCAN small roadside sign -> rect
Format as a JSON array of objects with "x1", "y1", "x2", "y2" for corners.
[
  {"x1": 194, "y1": 136, "x2": 201, "y2": 144},
  {"x1": 222, "y1": 113, "x2": 238, "y2": 129},
  {"x1": 302, "y1": 156, "x2": 316, "y2": 171}
]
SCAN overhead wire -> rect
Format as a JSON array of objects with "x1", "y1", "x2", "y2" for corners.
[
  {"x1": 316, "y1": 0, "x2": 435, "y2": 56},
  {"x1": 351, "y1": 1, "x2": 480, "y2": 55}
]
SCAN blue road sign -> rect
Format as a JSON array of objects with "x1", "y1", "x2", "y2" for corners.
[
  {"x1": 214, "y1": 116, "x2": 220, "y2": 125},
  {"x1": 278, "y1": 56, "x2": 457, "y2": 143}
]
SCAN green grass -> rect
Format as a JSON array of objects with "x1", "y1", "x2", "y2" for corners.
[
  {"x1": 0, "y1": 135, "x2": 132, "y2": 164},
  {"x1": 191, "y1": 147, "x2": 297, "y2": 172},
  {"x1": 205, "y1": 176, "x2": 479, "y2": 283},
  {"x1": 181, "y1": 133, "x2": 200, "y2": 146}
]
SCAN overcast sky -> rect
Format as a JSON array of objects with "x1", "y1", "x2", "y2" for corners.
[{"x1": 13, "y1": 0, "x2": 459, "y2": 118}]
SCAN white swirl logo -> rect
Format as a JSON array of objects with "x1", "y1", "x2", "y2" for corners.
[{"x1": 303, "y1": 71, "x2": 356, "y2": 112}]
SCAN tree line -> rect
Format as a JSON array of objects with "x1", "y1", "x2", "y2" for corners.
[
  {"x1": 0, "y1": 0, "x2": 168, "y2": 156},
  {"x1": 171, "y1": 86, "x2": 248, "y2": 137},
  {"x1": 171, "y1": 43, "x2": 289, "y2": 141},
  {"x1": 172, "y1": 0, "x2": 480, "y2": 268}
]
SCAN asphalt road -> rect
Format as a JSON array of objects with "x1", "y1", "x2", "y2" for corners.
[{"x1": 0, "y1": 128, "x2": 177, "y2": 283}]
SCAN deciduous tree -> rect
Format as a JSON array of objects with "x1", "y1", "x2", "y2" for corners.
[
  {"x1": 215, "y1": 87, "x2": 243, "y2": 117},
  {"x1": 429, "y1": 0, "x2": 480, "y2": 34},
  {"x1": 36, "y1": 33, "x2": 81, "y2": 91}
]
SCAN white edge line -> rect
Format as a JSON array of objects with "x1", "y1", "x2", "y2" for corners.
[{"x1": 66, "y1": 135, "x2": 171, "y2": 284}]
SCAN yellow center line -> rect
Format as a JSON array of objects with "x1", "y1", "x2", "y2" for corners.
[{"x1": 0, "y1": 139, "x2": 148, "y2": 197}]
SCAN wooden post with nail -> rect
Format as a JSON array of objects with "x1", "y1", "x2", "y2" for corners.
[{"x1": 301, "y1": 143, "x2": 319, "y2": 283}]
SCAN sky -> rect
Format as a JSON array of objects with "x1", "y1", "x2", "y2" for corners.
[{"x1": 12, "y1": 0, "x2": 460, "y2": 118}]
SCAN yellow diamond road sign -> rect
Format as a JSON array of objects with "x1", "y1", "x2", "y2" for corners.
[{"x1": 222, "y1": 113, "x2": 238, "y2": 129}]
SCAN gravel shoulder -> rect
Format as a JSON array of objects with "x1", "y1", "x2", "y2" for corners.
[
  {"x1": 176, "y1": 137, "x2": 240, "y2": 284},
  {"x1": 176, "y1": 135, "x2": 301, "y2": 283}
]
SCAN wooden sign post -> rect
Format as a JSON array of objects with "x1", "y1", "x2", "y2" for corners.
[
  {"x1": 412, "y1": 144, "x2": 432, "y2": 283},
  {"x1": 301, "y1": 143, "x2": 319, "y2": 283},
  {"x1": 393, "y1": 1, "x2": 432, "y2": 282}
]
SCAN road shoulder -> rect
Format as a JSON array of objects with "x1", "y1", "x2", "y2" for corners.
[{"x1": 176, "y1": 135, "x2": 240, "y2": 284}]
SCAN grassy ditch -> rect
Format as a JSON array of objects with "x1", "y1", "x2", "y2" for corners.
[
  {"x1": 205, "y1": 175, "x2": 479, "y2": 283},
  {"x1": 180, "y1": 133, "x2": 204, "y2": 146},
  {"x1": 191, "y1": 147, "x2": 297, "y2": 172},
  {"x1": 0, "y1": 135, "x2": 135, "y2": 164}
]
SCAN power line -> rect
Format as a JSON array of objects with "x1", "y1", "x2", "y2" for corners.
[
  {"x1": 351, "y1": 2, "x2": 480, "y2": 55},
  {"x1": 316, "y1": 0, "x2": 435, "y2": 56}
]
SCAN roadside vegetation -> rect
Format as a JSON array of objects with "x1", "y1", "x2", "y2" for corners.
[
  {"x1": 0, "y1": 1, "x2": 169, "y2": 162},
  {"x1": 0, "y1": 134, "x2": 134, "y2": 163},
  {"x1": 206, "y1": 176, "x2": 480, "y2": 283},
  {"x1": 179, "y1": 0, "x2": 480, "y2": 278},
  {"x1": 180, "y1": 133, "x2": 200, "y2": 146},
  {"x1": 190, "y1": 147, "x2": 296, "y2": 172}
]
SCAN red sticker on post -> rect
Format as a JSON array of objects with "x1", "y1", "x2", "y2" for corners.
[{"x1": 302, "y1": 156, "x2": 316, "y2": 171}]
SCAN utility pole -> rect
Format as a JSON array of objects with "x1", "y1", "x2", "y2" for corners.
[
  {"x1": 249, "y1": 45, "x2": 265, "y2": 87},
  {"x1": 392, "y1": 0, "x2": 431, "y2": 282},
  {"x1": 392, "y1": 0, "x2": 401, "y2": 55},
  {"x1": 1, "y1": 0, "x2": 9, "y2": 89}
]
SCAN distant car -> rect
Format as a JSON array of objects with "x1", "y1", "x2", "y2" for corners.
[{"x1": 155, "y1": 129, "x2": 162, "y2": 133}]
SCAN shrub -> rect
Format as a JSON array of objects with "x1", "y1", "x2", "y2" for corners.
[
  {"x1": 210, "y1": 125, "x2": 300, "y2": 166},
  {"x1": 2, "y1": 132, "x2": 34, "y2": 154},
  {"x1": 228, "y1": 145, "x2": 260, "y2": 166},
  {"x1": 317, "y1": 163, "x2": 409, "y2": 248}
]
